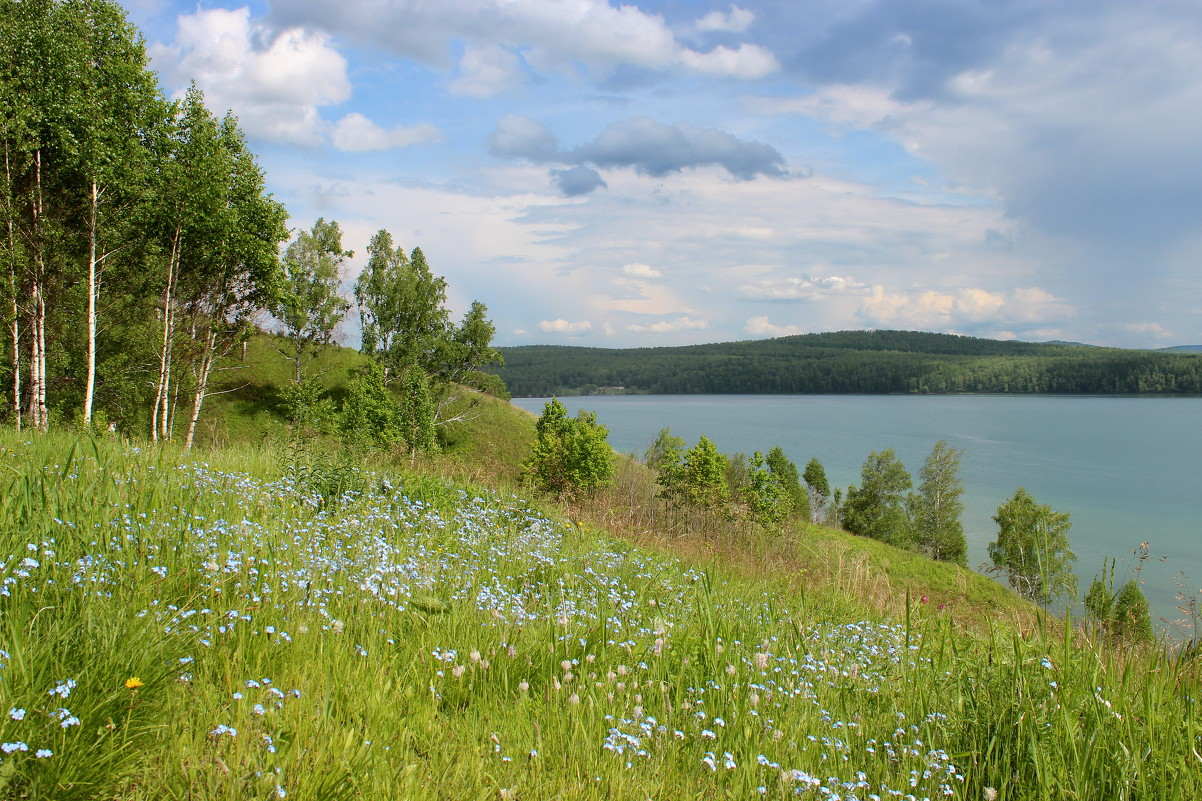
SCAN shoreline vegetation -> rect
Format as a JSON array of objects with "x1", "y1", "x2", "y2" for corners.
[{"x1": 492, "y1": 330, "x2": 1202, "y2": 397}]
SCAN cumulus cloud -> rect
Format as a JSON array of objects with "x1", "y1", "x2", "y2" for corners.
[
  {"x1": 745, "y1": 316, "x2": 805, "y2": 337},
  {"x1": 577, "y1": 117, "x2": 786, "y2": 179},
  {"x1": 756, "y1": 2, "x2": 1202, "y2": 287},
  {"x1": 449, "y1": 43, "x2": 524, "y2": 97},
  {"x1": 739, "y1": 275, "x2": 868, "y2": 301},
  {"x1": 624, "y1": 118, "x2": 782, "y2": 177},
  {"x1": 626, "y1": 316, "x2": 709, "y2": 334},
  {"x1": 151, "y1": 7, "x2": 350, "y2": 145},
  {"x1": 677, "y1": 43, "x2": 777, "y2": 79},
  {"x1": 623, "y1": 263, "x2": 663, "y2": 279},
  {"x1": 539, "y1": 318, "x2": 593, "y2": 335},
  {"x1": 551, "y1": 166, "x2": 607, "y2": 197},
  {"x1": 490, "y1": 115, "x2": 788, "y2": 191},
  {"x1": 272, "y1": 0, "x2": 778, "y2": 80},
  {"x1": 331, "y1": 113, "x2": 442, "y2": 151},
  {"x1": 489, "y1": 115, "x2": 561, "y2": 161},
  {"x1": 695, "y1": 5, "x2": 756, "y2": 34},
  {"x1": 857, "y1": 286, "x2": 1075, "y2": 332}
]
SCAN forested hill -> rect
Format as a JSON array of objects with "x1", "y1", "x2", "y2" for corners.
[{"x1": 493, "y1": 330, "x2": 1202, "y2": 396}]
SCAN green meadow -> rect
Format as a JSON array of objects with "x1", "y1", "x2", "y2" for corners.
[{"x1": 0, "y1": 422, "x2": 1198, "y2": 800}]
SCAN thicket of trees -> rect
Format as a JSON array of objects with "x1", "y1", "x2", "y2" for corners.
[
  {"x1": 494, "y1": 331, "x2": 1202, "y2": 397},
  {"x1": 353, "y1": 230, "x2": 503, "y2": 438},
  {"x1": 0, "y1": 1, "x2": 502, "y2": 450},
  {"x1": 1, "y1": 1, "x2": 292, "y2": 444}
]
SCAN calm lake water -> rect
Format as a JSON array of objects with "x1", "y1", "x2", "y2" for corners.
[{"x1": 511, "y1": 394, "x2": 1202, "y2": 631}]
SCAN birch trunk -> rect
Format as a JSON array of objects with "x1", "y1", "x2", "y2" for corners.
[
  {"x1": 3, "y1": 142, "x2": 19, "y2": 431},
  {"x1": 183, "y1": 328, "x2": 216, "y2": 450},
  {"x1": 82, "y1": 181, "x2": 99, "y2": 426},
  {"x1": 152, "y1": 227, "x2": 179, "y2": 441},
  {"x1": 27, "y1": 148, "x2": 47, "y2": 432}
]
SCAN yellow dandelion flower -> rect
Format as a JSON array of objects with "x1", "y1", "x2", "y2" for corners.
[{"x1": 124, "y1": 677, "x2": 144, "y2": 689}]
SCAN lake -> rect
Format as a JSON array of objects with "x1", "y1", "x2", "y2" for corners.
[{"x1": 511, "y1": 394, "x2": 1202, "y2": 632}]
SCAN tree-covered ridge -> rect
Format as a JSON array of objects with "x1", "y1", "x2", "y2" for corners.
[{"x1": 494, "y1": 330, "x2": 1202, "y2": 396}]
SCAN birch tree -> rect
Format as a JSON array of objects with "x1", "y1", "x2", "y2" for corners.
[
  {"x1": 909, "y1": 439, "x2": 968, "y2": 565},
  {"x1": 177, "y1": 113, "x2": 286, "y2": 450},
  {"x1": 0, "y1": 0, "x2": 69, "y2": 431},
  {"x1": 274, "y1": 217, "x2": 351, "y2": 384},
  {"x1": 988, "y1": 487, "x2": 1077, "y2": 606},
  {"x1": 844, "y1": 449, "x2": 913, "y2": 547},
  {"x1": 150, "y1": 87, "x2": 226, "y2": 442},
  {"x1": 64, "y1": 0, "x2": 163, "y2": 426},
  {"x1": 354, "y1": 231, "x2": 449, "y2": 382}
]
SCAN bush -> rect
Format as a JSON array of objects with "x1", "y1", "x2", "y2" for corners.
[{"x1": 524, "y1": 398, "x2": 614, "y2": 498}]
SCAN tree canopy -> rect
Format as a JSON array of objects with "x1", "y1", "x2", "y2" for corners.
[
  {"x1": 844, "y1": 449, "x2": 913, "y2": 548},
  {"x1": 988, "y1": 488, "x2": 1077, "y2": 606},
  {"x1": 909, "y1": 439, "x2": 968, "y2": 566}
]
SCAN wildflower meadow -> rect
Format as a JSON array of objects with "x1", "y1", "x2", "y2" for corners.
[{"x1": 0, "y1": 432, "x2": 1198, "y2": 799}]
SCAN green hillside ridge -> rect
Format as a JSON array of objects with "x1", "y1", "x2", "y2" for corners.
[{"x1": 493, "y1": 329, "x2": 1202, "y2": 396}]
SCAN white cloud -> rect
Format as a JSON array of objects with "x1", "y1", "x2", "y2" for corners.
[
  {"x1": 449, "y1": 43, "x2": 524, "y2": 97},
  {"x1": 539, "y1": 319, "x2": 593, "y2": 335},
  {"x1": 151, "y1": 7, "x2": 350, "y2": 145},
  {"x1": 623, "y1": 263, "x2": 662, "y2": 278},
  {"x1": 626, "y1": 316, "x2": 708, "y2": 334},
  {"x1": 755, "y1": 5, "x2": 1202, "y2": 280},
  {"x1": 268, "y1": 146, "x2": 1068, "y2": 349},
  {"x1": 745, "y1": 316, "x2": 805, "y2": 337},
  {"x1": 1122, "y1": 322, "x2": 1174, "y2": 339},
  {"x1": 857, "y1": 286, "x2": 1075, "y2": 331},
  {"x1": 695, "y1": 5, "x2": 755, "y2": 34},
  {"x1": 739, "y1": 274, "x2": 868, "y2": 301},
  {"x1": 676, "y1": 43, "x2": 777, "y2": 79},
  {"x1": 273, "y1": 0, "x2": 778, "y2": 80},
  {"x1": 331, "y1": 113, "x2": 442, "y2": 152}
]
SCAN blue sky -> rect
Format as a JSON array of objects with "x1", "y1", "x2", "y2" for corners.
[{"x1": 123, "y1": 0, "x2": 1202, "y2": 348}]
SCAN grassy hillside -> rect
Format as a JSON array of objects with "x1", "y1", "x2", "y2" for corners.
[
  {"x1": 188, "y1": 337, "x2": 1031, "y2": 629},
  {"x1": 493, "y1": 329, "x2": 1202, "y2": 396},
  {"x1": 11, "y1": 341, "x2": 1190, "y2": 798},
  {"x1": 1, "y1": 430, "x2": 1198, "y2": 800}
]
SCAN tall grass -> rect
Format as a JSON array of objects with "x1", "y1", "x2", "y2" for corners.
[{"x1": 0, "y1": 431, "x2": 1197, "y2": 799}]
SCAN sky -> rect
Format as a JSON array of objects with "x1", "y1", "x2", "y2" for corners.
[{"x1": 122, "y1": 0, "x2": 1202, "y2": 349}]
